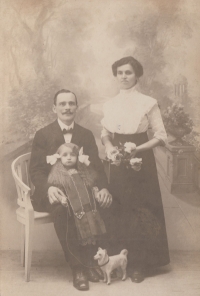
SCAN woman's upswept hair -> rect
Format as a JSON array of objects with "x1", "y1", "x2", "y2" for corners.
[{"x1": 112, "y1": 56, "x2": 143, "y2": 78}]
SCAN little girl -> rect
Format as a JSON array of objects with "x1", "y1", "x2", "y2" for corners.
[{"x1": 47, "y1": 142, "x2": 107, "y2": 249}]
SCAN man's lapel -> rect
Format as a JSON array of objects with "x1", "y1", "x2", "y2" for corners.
[
  {"x1": 71, "y1": 122, "x2": 82, "y2": 147},
  {"x1": 50, "y1": 120, "x2": 65, "y2": 153}
]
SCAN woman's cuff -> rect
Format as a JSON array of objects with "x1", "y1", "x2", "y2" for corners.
[{"x1": 154, "y1": 136, "x2": 167, "y2": 146}]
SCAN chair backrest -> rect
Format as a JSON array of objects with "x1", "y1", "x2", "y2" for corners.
[{"x1": 11, "y1": 152, "x2": 34, "y2": 208}]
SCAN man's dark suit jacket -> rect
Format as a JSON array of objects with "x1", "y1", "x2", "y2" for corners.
[{"x1": 29, "y1": 120, "x2": 108, "y2": 211}]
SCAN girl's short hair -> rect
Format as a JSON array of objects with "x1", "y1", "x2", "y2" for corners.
[{"x1": 112, "y1": 56, "x2": 143, "y2": 78}]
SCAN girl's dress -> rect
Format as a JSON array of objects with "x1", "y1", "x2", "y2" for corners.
[
  {"x1": 48, "y1": 161, "x2": 106, "y2": 246},
  {"x1": 101, "y1": 85, "x2": 170, "y2": 270}
]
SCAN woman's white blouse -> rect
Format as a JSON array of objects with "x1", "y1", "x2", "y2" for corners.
[{"x1": 101, "y1": 86, "x2": 167, "y2": 145}]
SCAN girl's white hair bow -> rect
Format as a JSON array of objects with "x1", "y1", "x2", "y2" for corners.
[
  {"x1": 78, "y1": 147, "x2": 90, "y2": 166},
  {"x1": 46, "y1": 154, "x2": 60, "y2": 165}
]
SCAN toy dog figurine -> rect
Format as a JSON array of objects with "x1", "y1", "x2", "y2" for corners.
[{"x1": 94, "y1": 248, "x2": 128, "y2": 285}]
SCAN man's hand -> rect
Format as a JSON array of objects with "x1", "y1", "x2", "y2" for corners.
[
  {"x1": 48, "y1": 186, "x2": 66, "y2": 205},
  {"x1": 96, "y1": 188, "x2": 112, "y2": 208}
]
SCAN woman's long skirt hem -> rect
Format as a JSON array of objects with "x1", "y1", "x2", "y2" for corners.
[{"x1": 106, "y1": 132, "x2": 170, "y2": 269}]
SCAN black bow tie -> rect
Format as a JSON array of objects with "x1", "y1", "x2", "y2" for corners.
[{"x1": 62, "y1": 128, "x2": 73, "y2": 134}]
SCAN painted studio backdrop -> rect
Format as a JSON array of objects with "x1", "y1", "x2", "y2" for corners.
[{"x1": 1, "y1": 0, "x2": 200, "y2": 251}]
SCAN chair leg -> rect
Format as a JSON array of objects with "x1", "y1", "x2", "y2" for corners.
[
  {"x1": 25, "y1": 211, "x2": 34, "y2": 282},
  {"x1": 21, "y1": 224, "x2": 25, "y2": 267}
]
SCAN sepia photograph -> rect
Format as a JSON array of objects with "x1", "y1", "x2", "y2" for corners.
[{"x1": 0, "y1": 0, "x2": 200, "y2": 295}]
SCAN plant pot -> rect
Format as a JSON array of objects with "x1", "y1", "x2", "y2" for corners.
[{"x1": 168, "y1": 127, "x2": 191, "y2": 146}]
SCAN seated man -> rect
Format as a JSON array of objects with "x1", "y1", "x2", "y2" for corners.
[{"x1": 29, "y1": 89, "x2": 112, "y2": 291}]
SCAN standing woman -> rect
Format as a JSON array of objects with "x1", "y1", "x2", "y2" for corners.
[{"x1": 101, "y1": 56, "x2": 170, "y2": 283}]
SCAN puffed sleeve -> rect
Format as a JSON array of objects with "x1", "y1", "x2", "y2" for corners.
[{"x1": 148, "y1": 104, "x2": 168, "y2": 146}]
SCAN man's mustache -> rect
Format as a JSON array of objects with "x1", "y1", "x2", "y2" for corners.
[{"x1": 62, "y1": 111, "x2": 73, "y2": 114}]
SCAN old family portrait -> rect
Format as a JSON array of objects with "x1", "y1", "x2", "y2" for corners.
[{"x1": 1, "y1": 0, "x2": 200, "y2": 295}]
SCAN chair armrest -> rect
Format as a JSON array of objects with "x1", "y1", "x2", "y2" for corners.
[{"x1": 25, "y1": 192, "x2": 34, "y2": 212}]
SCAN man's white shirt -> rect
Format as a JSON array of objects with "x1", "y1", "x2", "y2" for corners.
[{"x1": 57, "y1": 119, "x2": 74, "y2": 143}]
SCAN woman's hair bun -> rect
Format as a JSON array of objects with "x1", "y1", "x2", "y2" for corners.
[{"x1": 112, "y1": 56, "x2": 143, "y2": 78}]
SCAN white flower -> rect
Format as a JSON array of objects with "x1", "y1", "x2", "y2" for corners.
[
  {"x1": 130, "y1": 158, "x2": 142, "y2": 165},
  {"x1": 130, "y1": 158, "x2": 142, "y2": 171},
  {"x1": 109, "y1": 152, "x2": 118, "y2": 162},
  {"x1": 124, "y1": 142, "x2": 136, "y2": 153},
  {"x1": 107, "y1": 150, "x2": 122, "y2": 162},
  {"x1": 106, "y1": 146, "x2": 118, "y2": 160},
  {"x1": 78, "y1": 146, "x2": 90, "y2": 166},
  {"x1": 46, "y1": 154, "x2": 60, "y2": 165}
]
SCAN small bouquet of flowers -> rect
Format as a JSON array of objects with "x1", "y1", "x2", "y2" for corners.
[{"x1": 106, "y1": 142, "x2": 142, "y2": 171}]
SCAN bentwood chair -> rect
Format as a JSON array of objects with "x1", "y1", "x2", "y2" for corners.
[{"x1": 11, "y1": 152, "x2": 53, "y2": 282}]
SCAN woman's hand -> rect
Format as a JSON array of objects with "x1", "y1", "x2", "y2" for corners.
[
  {"x1": 130, "y1": 148, "x2": 137, "y2": 158},
  {"x1": 124, "y1": 142, "x2": 137, "y2": 157},
  {"x1": 106, "y1": 146, "x2": 122, "y2": 166},
  {"x1": 105, "y1": 145, "x2": 119, "y2": 159}
]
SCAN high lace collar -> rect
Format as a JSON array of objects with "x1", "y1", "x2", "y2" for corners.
[{"x1": 119, "y1": 84, "x2": 138, "y2": 95}]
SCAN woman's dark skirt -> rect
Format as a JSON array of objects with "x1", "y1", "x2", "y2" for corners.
[{"x1": 104, "y1": 132, "x2": 170, "y2": 270}]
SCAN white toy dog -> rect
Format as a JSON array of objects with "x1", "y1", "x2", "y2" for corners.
[{"x1": 94, "y1": 248, "x2": 128, "y2": 285}]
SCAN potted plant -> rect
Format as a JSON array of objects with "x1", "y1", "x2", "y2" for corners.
[{"x1": 162, "y1": 103, "x2": 194, "y2": 146}]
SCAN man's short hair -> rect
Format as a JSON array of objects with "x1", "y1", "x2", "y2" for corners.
[{"x1": 53, "y1": 89, "x2": 78, "y2": 105}]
